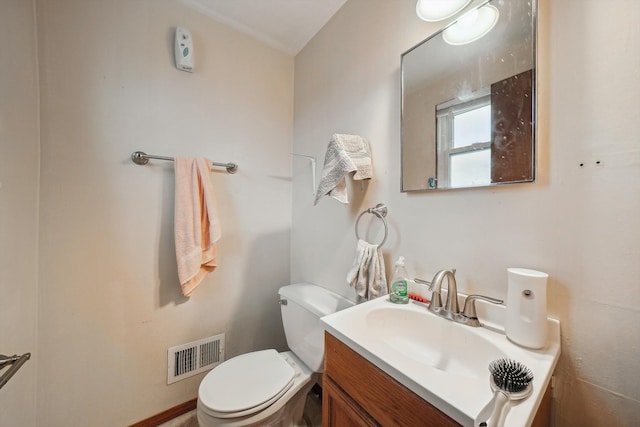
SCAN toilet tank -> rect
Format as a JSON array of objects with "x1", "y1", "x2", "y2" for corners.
[{"x1": 278, "y1": 283, "x2": 354, "y2": 372}]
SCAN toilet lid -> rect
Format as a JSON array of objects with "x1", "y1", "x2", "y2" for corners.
[{"x1": 199, "y1": 349, "x2": 296, "y2": 417}]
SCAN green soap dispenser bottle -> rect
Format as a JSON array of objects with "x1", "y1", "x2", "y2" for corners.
[{"x1": 390, "y1": 256, "x2": 409, "y2": 304}]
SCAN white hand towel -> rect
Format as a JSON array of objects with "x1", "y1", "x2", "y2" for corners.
[
  {"x1": 314, "y1": 134, "x2": 372, "y2": 205},
  {"x1": 174, "y1": 157, "x2": 221, "y2": 297},
  {"x1": 346, "y1": 239, "x2": 387, "y2": 303}
]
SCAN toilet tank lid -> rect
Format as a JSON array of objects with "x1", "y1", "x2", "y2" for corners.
[{"x1": 278, "y1": 283, "x2": 354, "y2": 317}]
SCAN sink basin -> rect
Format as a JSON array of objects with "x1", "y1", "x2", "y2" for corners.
[
  {"x1": 321, "y1": 296, "x2": 561, "y2": 427},
  {"x1": 364, "y1": 306, "x2": 506, "y2": 380}
]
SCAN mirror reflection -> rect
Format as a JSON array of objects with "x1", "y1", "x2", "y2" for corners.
[{"x1": 401, "y1": 0, "x2": 536, "y2": 191}]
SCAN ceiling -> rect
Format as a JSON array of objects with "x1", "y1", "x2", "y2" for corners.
[{"x1": 179, "y1": 0, "x2": 348, "y2": 55}]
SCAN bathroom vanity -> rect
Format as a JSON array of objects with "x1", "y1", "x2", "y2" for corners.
[
  {"x1": 323, "y1": 332, "x2": 551, "y2": 427},
  {"x1": 321, "y1": 298, "x2": 560, "y2": 427}
]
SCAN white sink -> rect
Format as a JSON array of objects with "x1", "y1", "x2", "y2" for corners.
[
  {"x1": 321, "y1": 296, "x2": 561, "y2": 427},
  {"x1": 364, "y1": 306, "x2": 506, "y2": 380}
]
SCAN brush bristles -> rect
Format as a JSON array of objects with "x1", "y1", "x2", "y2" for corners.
[{"x1": 489, "y1": 358, "x2": 534, "y2": 393}]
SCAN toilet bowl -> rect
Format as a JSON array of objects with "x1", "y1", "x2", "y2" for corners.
[{"x1": 197, "y1": 283, "x2": 354, "y2": 427}]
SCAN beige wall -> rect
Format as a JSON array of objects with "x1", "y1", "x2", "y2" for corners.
[
  {"x1": 0, "y1": 0, "x2": 40, "y2": 426},
  {"x1": 293, "y1": 0, "x2": 640, "y2": 425},
  {"x1": 5, "y1": 0, "x2": 639, "y2": 425},
  {"x1": 34, "y1": 0, "x2": 293, "y2": 425}
]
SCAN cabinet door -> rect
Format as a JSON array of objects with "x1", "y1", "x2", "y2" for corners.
[
  {"x1": 531, "y1": 384, "x2": 552, "y2": 427},
  {"x1": 325, "y1": 333, "x2": 461, "y2": 427},
  {"x1": 323, "y1": 377, "x2": 378, "y2": 427}
]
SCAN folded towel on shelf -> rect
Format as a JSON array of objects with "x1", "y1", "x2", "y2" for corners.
[
  {"x1": 346, "y1": 239, "x2": 387, "y2": 303},
  {"x1": 174, "y1": 157, "x2": 221, "y2": 297},
  {"x1": 314, "y1": 134, "x2": 372, "y2": 205}
]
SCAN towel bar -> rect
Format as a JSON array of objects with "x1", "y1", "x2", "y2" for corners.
[
  {"x1": 0, "y1": 353, "x2": 31, "y2": 390},
  {"x1": 355, "y1": 203, "x2": 388, "y2": 247},
  {"x1": 131, "y1": 151, "x2": 238, "y2": 174},
  {"x1": 291, "y1": 153, "x2": 316, "y2": 195}
]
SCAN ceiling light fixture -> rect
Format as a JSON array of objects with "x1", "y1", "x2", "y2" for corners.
[
  {"x1": 416, "y1": 0, "x2": 472, "y2": 22},
  {"x1": 443, "y1": 4, "x2": 500, "y2": 45}
]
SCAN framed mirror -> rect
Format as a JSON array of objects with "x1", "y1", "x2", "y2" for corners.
[{"x1": 401, "y1": 0, "x2": 536, "y2": 191}]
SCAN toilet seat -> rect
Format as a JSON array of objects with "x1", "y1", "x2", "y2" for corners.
[{"x1": 198, "y1": 350, "x2": 296, "y2": 419}]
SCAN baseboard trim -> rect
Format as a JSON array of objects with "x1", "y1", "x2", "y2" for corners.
[{"x1": 129, "y1": 398, "x2": 197, "y2": 427}]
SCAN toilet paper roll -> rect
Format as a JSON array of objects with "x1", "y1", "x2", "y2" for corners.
[{"x1": 505, "y1": 268, "x2": 549, "y2": 349}]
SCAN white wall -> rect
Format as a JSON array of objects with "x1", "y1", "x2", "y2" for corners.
[
  {"x1": 5, "y1": 0, "x2": 638, "y2": 425},
  {"x1": 0, "y1": 0, "x2": 40, "y2": 426},
  {"x1": 292, "y1": 0, "x2": 640, "y2": 425},
  {"x1": 35, "y1": 0, "x2": 293, "y2": 425}
]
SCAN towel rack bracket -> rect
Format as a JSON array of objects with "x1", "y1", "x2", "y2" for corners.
[
  {"x1": 224, "y1": 163, "x2": 239, "y2": 174},
  {"x1": 0, "y1": 352, "x2": 31, "y2": 390},
  {"x1": 368, "y1": 203, "x2": 387, "y2": 218},
  {"x1": 131, "y1": 151, "x2": 150, "y2": 165}
]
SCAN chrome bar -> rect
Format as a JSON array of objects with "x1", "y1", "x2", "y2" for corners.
[
  {"x1": 0, "y1": 353, "x2": 31, "y2": 390},
  {"x1": 131, "y1": 151, "x2": 238, "y2": 174},
  {"x1": 0, "y1": 355, "x2": 20, "y2": 369}
]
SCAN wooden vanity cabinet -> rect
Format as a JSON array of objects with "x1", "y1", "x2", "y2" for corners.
[
  {"x1": 323, "y1": 332, "x2": 551, "y2": 427},
  {"x1": 323, "y1": 332, "x2": 460, "y2": 426}
]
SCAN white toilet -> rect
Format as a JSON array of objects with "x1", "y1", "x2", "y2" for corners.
[{"x1": 197, "y1": 283, "x2": 354, "y2": 427}]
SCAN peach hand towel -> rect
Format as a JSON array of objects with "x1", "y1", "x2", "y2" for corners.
[{"x1": 174, "y1": 157, "x2": 221, "y2": 297}]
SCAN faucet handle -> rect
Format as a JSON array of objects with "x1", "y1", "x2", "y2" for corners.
[
  {"x1": 414, "y1": 277, "x2": 432, "y2": 289},
  {"x1": 461, "y1": 295, "x2": 503, "y2": 326}
]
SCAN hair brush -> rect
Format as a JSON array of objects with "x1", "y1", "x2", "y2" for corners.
[{"x1": 479, "y1": 358, "x2": 534, "y2": 427}]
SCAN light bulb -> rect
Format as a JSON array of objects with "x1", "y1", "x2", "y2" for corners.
[
  {"x1": 457, "y1": 8, "x2": 479, "y2": 28},
  {"x1": 416, "y1": 0, "x2": 472, "y2": 22},
  {"x1": 443, "y1": 4, "x2": 500, "y2": 45}
]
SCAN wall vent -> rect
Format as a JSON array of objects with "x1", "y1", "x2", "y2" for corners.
[{"x1": 167, "y1": 333, "x2": 225, "y2": 384}]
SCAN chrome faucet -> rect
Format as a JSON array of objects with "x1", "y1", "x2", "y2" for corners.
[
  {"x1": 428, "y1": 269, "x2": 459, "y2": 320},
  {"x1": 417, "y1": 269, "x2": 504, "y2": 327}
]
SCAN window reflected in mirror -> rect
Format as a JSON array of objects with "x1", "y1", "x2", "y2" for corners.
[{"x1": 436, "y1": 92, "x2": 492, "y2": 187}]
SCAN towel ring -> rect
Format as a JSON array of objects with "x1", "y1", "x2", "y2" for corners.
[{"x1": 355, "y1": 203, "x2": 388, "y2": 247}]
